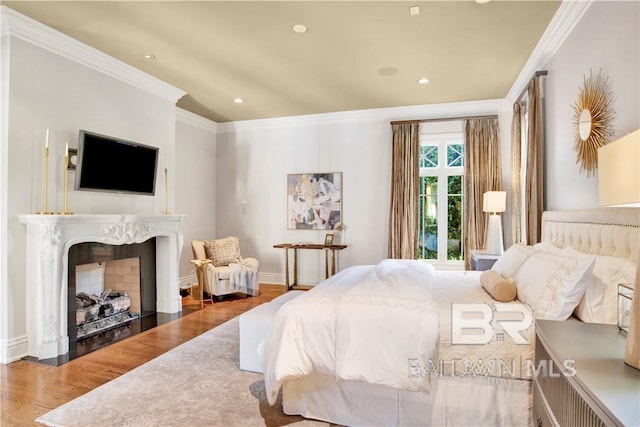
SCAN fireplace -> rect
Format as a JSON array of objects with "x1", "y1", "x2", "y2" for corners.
[
  {"x1": 69, "y1": 239, "x2": 156, "y2": 341},
  {"x1": 19, "y1": 214, "x2": 185, "y2": 361}
]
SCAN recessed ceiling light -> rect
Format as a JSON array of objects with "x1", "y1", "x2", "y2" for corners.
[
  {"x1": 144, "y1": 54, "x2": 156, "y2": 60},
  {"x1": 292, "y1": 24, "x2": 308, "y2": 34},
  {"x1": 418, "y1": 78, "x2": 430, "y2": 84},
  {"x1": 234, "y1": 98, "x2": 244, "y2": 104},
  {"x1": 409, "y1": 6, "x2": 420, "y2": 16},
  {"x1": 476, "y1": 0, "x2": 491, "y2": 4}
]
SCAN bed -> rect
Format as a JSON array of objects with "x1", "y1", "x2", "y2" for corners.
[{"x1": 261, "y1": 208, "x2": 639, "y2": 426}]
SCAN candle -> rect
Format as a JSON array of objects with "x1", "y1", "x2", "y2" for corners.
[
  {"x1": 61, "y1": 141, "x2": 71, "y2": 214},
  {"x1": 39, "y1": 128, "x2": 51, "y2": 214}
]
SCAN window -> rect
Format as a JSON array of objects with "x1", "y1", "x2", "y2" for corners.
[{"x1": 418, "y1": 133, "x2": 464, "y2": 264}]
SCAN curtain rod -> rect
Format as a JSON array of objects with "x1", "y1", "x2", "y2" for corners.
[
  {"x1": 516, "y1": 70, "x2": 548, "y2": 103},
  {"x1": 390, "y1": 114, "x2": 498, "y2": 125}
]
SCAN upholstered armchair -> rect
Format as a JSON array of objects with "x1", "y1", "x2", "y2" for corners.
[{"x1": 190, "y1": 237, "x2": 259, "y2": 300}]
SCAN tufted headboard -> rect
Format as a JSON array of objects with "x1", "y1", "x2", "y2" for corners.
[{"x1": 541, "y1": 208, "x2": 640, "y2": 262}]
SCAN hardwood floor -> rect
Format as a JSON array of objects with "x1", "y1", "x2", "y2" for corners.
[{"x1": 0, "y1": 284, "x2": 287, "y2": 427}]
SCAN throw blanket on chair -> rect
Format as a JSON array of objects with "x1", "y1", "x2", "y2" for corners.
[{"x1": 229, "y1": 258, "x2": 259, "y2": 296}]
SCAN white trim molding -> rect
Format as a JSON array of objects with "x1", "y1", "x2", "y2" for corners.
[
  {"x1": 0, "y1": 6, "x2": 186, "y2": 104},
  {"x1": 0, "y1": 10, "x2": 11, "y2": 366},
  {"x1": 0, "y1": 335, "x2": 28, "y2": 364},
  {"x1": 258, "y1": 272, "x2": 287, "y2": 286},
  {"x1": 217, "y1": 99, "x2": 505, "y2": 134},
  {"x1": 505, "y1": 0, "x2": 593, "y2": 105},
  {"x1": 176, "y1": 108, "x2": 218, "y2": 133}
]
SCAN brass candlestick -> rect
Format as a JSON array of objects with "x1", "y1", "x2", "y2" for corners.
[
  {"x1": 162, "y1": 162, "x2": 170, "y2": 215},
  {"x1": 38, "y1": 128, "x2": 54, "y2": 215},
  {"x1": 58, "y1": 142, "x2": 73, "y2": 215}
]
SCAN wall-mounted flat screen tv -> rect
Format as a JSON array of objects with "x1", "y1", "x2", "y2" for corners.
[{"x1": 75, "y1": 130, "x2": 159, "y2": 196}]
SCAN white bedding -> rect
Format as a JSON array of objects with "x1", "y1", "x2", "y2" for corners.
[
  {"x1": 262, "y1": 259, "x2": 440, "y2": 405},
  {"x1": 262, "y1": 261, "x2": 535, "y2": 407},
  {"x1": 434, "y1": 270, "x2": 535, "y2": 379}
]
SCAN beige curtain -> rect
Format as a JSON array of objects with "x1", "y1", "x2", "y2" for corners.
[
  {"x1": 510, "y1": 102, "x2": 523, "y2": 244},
  {"x1": 463, "y1": 118, "x2": 502, "y2": 269},
  {"x1": 388, "y1": 122, "x2": 420, "y2": 259},
  {"x1": 524, "y1": 77, "x2": 545, "y2": 244}
]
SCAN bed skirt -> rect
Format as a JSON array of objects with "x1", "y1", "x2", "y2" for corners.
[{"x1": 282, "y1": 373, "x2": 532, "y2": 427}]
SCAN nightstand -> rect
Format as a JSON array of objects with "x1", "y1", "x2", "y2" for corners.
[
  {"x1": 470, "y1": 250, "x2": 500, "y2": 271},
  {"x1": 533, "y1": 320, "x2": 640, "y2": 427}
]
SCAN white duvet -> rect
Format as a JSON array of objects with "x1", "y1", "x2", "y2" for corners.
[{"x1": 261, "y1": 259, "x2": 439, "y2": 405}]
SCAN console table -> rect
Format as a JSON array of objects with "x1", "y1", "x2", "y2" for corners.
[{"x1": 273, "y1": 243, "x2": 347, "y2": 290}]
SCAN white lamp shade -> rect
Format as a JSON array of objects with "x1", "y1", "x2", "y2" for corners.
[
  {"x1": 483, "y1": 191, "x2": 506, "y2": 213},
  {"x1": 598, "y1": 129, "x2": 640, "y2": 371},
  {"x1": 598, "y1": 129, "x2": 640, "y2": 207}
]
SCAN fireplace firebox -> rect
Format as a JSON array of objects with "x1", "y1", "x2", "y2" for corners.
[{"x1": 68, "y1": 240, "x2": 156, "y2": 353}]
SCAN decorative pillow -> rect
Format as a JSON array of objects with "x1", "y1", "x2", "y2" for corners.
[
  {"x1": 514, "y1": 250, "x2": 595, "y2": 320},
  {"x1": 574, "y1": 254, "x2": 637, "y2": 324},
  {"x1": 480, "y1": 269, "x2": 517, "y2": 302},
  {"x1": 491, "y1": 243, "x2": 536, "y2": 282},
  {"x1": 204, "y1": 236, "x2": 240, "y2": 267}
]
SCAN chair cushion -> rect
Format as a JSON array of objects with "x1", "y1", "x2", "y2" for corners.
[
  {"x1": 210, "y1": 265, "x2": 231, "y2": 280},
  {"x1": 204, "y1": 236, "x2": 241, "y2": 267}
]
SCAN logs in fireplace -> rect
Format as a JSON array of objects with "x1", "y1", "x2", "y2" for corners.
[{"x1": 75, "y1": 290, "x2": 139, "y2": 339}]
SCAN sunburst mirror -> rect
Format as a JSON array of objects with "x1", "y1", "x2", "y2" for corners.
[{"x1": 571, "y1": 69, "x2": 615, "y2": 177}]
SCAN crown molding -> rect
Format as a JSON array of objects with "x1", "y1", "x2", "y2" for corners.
[
  {"x1": 505, "y1": 0, "x2": 593, "y2": 104},
  {"x1": 217, "y1": 99, "x2": 505, "y2": 133},
  {"x1": 176, "y1": 108, "x2": 218, "y2": 133},
  {"x1": 0, "y1": 6, "x2": 186, "y2": 103}
]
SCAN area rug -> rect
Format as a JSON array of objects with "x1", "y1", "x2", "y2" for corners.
[{"x1": 36, "y1": 317, "x2": 330, "y2": 427}]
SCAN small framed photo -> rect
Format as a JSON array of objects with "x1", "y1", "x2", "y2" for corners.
[{"x1": 324, "y1": 233, "x2": 334, "y2": 247}]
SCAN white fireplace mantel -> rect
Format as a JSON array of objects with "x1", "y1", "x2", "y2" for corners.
[{"x1": 19, "y1": 214, "x2": 185, "y2": 360}]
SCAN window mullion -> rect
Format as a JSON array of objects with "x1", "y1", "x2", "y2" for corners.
[{"x1": 437, "y1": 175, "x2": 446, "y2": 263}]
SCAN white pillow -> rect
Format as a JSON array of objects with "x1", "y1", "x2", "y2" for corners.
[
  {"x1": 574, "y1": 255, "x2": 637, "y2": 324},
  {"x1": 514, "y1": 250, "x2": 595, "y2": 320},
  {"x1": 533, "y1": 242, "x2": 564, "y2": 255},
  {"x1": 491, "y1": 243, "x2": 536, "y2": 282}
]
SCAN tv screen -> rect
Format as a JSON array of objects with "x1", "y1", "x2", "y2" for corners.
[{"x1": 75, "y1": 130, "x2": 159, "y2": 196}]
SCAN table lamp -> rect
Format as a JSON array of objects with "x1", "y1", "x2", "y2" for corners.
[
  {"x1": 598, "y1": 129, "x2": 640, "y2": 370},
  {"x1": 483, "y1": 191, "x2": 506, "y2": 255}
]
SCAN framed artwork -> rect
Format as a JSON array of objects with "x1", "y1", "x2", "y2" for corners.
[{"x1": 287, "y1": 172, "x2": 342, "y2": 230}]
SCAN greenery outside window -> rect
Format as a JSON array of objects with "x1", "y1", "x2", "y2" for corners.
[{"x1": 418, "y1": 133, "x2": 464, "y2": 265}]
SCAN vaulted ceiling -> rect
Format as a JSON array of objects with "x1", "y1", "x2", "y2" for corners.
[{"x1": 2, "y1": 1, "x2": 560, "y2": 122}]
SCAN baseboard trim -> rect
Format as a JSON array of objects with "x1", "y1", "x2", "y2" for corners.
[
  {"x1": 179, "y1": 273, "x2": 197, "y2": 288},
  {"x1": 259, "y1": 272, "x2": 284, "y2": 285},
  {"x1": 0, "y1": 334, "x2": 28, "y2": 364}
]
